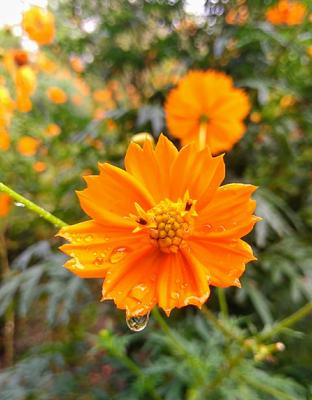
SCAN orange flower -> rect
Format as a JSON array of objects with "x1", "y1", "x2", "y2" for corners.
[
  {"x1": 17, "y1": 136, "x2": 40, "y2": 156},
  {"x1": 58, "y1": 135, "x2": 259, "y2": 318},
  {"x1": 165, "y1": 70, "x2": 250, "y2": 154},
  {"x1": 0, "y1": 194, "x2": 11, "y2": 217},
  {"x1": 15, "y1": 66, "x2": 37, "y2": 112},
  {"x1": 46, "y1": 87, "x2": 67, "y2": 104},
  {"x1": 33, "y1": 161, "x2": 47, "y2": 172},
  {"x1": 266, "y1": 0, "x2": 306, "y2": 25},
  {"x1": 70, "y1": 56, "x2": 85, "y2": 73},
  {"x1": 0, "y1": 86, "x2": 15, "y2": 127},
  {"x1": 0, "y1": 129, "x2": 10, "y2": 151},
  {"x1": 307, "y1": 46, "x2": 312, "y2": 57},
  {"x1": 45, "y1": 123, "x2": 61, "y2": 137},
  {"x1": 226, "y1": 5, "x2": 249, "y2": 25},
  {"x1": 22, "y1": 6, "x2": 55, "y2": 45}
]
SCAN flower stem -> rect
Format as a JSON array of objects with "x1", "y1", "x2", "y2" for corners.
[
  {"x1": 0, "y1": 182, "x2": 67, "y2": 229},
  {"x1": 256, "y1": 301, "x2": 312, "y2": 342},
  {"x1": 217, "y1": 288, "x2": 229, "y2": 318}
]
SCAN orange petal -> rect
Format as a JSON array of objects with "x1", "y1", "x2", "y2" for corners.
[
  {"x1": 156, "y1": 250, "x2": 210, "y2": 316},
  {"x1": 77, "y1": 163, "x2": 154, "y2": 227},
  {"x1": 197, "y1": 183, "x2": 258, "y2": 236},
  {"x1": 169, "y1": 143, "x2": 225, "y2": 206},
  {"x1": 188, "y1": 236, "x2": 255, "y2": 288},
  {"x1": 58, "y1": 220, "x2": 149, "y2": 278}
]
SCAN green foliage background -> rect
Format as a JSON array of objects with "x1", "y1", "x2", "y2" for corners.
[{"x1": 0, "y1": 0, "x2": 312, "y2": 399}]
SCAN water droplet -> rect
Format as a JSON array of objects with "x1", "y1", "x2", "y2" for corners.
[
  {"x1": 110, "y1": 247, "x2": 127, "y2": 264},
  {"x1": 171, "y1": 292, "x2": 180, "y2": 300},
  {"x1": 14, "y1": 202, "x2": 25, "y2": 207},
  {"x1": 126, "y1": 313, "x2": 150, "y2": 332},
  {"x1": 93, "y1": 256, "x2": 104, "y2": 265},
  {"x1": 131, "y1": 284, "x2": 148, "y2": 300}
]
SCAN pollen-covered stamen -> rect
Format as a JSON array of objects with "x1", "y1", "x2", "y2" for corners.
[{"x1": 131, "y1": 194, "x2": 197, "y2": 254}]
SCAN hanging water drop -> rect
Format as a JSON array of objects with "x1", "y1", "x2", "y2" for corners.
[{"x1": 126, "y1": 312, "x2": 150, "y2": 332}]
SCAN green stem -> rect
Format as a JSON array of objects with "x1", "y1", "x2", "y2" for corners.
[
  {"x1": 0, "y1": 183, "x2": 67, "y2": 229},
  {"x1": 152, "y1": 308, "x2": 188, "y2": 357},
  {"x1": 256, "y1": 301, "x2": 312, "y2": 342},
  {"x1": 217, "y1": 288, "x2": 228, "y2": 318}
]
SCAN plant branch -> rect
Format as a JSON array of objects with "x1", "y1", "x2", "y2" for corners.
[{"x1": 0, "y1": 183, "x2": 67, "y2": 228}]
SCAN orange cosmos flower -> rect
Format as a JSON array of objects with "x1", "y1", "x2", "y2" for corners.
[
  {"x1": 15, "y1": 66, "x2": 37, "y2": 112},
  {"x1": 17, "y1": 136, "x2": 40, "y2": 156},
  {"x1": 58, "y1": 135, "x2": 259, "y2": 318},
  {"x1": 0, "y1": 86, "x2": 15, "y2": 127},
  {"x1": 165, "y1": 70, "x2": 250, "y2": 154},
  {"x1": 0, "y1": 193, "x2": 11, "y2": 217},
  {"x1": 46, "y1": 87, "x2": 67, "y2": 104},
  {"x1": 33, "y1": 161, "x2": 47, "y2": 173},
  {"x1": 266, "y1": 0, "x2": 306, "y2": 25},
  {"x1": 22, "y1": 6, "x2": 55, "y2": 45},
  {"x1": 45, "y1": 123, "x2": 61, "y2": 137},
  {"x1": 0, "y1": 129, "x2": 10, "y2": 151}
]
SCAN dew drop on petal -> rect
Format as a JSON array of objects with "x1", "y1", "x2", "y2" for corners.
[
  {"x1": 126, "y1": 312, "x2": 150, "y2": 332},
  {"x1": 110, "y1": 247, "x2": 127, "y2": 264},
  {"x1": 85, "y1": 234, "x2": 93, "y2": 242}
]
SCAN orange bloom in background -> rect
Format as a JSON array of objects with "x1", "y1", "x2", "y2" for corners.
[
  {"x1": 70, "y1": 56, "x2": 85, "y2": 73},
  {"x1": 22, "y1": 6, "x2": 55, "y2": 45},
  {"x1": 33, "y1": 161, "x2": 47, "y2": 173},
  {"x1": 58, "y1": 135, "x2": 259, "y2": 319},
  {"x1": 307, "y1": 46, "x2": 312, "y2": 57},
  {"x1": 46, "y1": 87, "x2": 68, "y2": 104},
  {"x1": 226, "y1": 5, "x2": 249, "y2": 25},
  {"x1": 0, "y1": 193, "x2": 11, "y2": 217},
  {"x1": 15, "y1": 66, "x2": 37, "y2": 112},
  {"x1": 0, "y1": 86, "x2": 15, "y2": 127},
  {"x1": 45, "y1": 123, "x2": 61, "y2": 137},
  {"x1": 266, "y1": 0, "x2": 306, "y2": 25},
  {"x1": 165, "y1": 70, "x2": 250, "y2": 154},
  {"x1": 0, "y1": 129, "x2": 10, "y2": 151},
  {"x1": 17, "y1": 136, "x2": 40, "y2": 156}
]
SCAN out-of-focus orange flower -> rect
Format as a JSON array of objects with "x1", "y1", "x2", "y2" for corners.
[
  {"x1": 266, "y1": 0, "x2": 306, "y2": 25},
  {"x1": 0, "y1": 128, "x2": 10, "y2": 151},
  {"x1": 0, "y1": 86, "x2": 15, "y2": 127},
  {"x1": 70, "y1": 56, "x2": 85, "y2": 73},
  {"x1": 12, "y1": 49, "x2": 29, "y2": 67},
  {"x1": 307, "y1": 46, "x2": 312, "y2": 57},
  {"x1": 280, "y1": 94, "x2": 296, "y2": 108},
  {"x1": 107, "y1": 119, "x2": 117, "y2": 132},
  {"x1": 58, "y1": 135, "x2": 259, "y2": 318},
  {"x1": 250, "y1": 112, "x2": 262, "y2": 123},
  {"x1": 93, "y1": 88, "x2": 113, "y2": 103},
  {"x1": 22, "y1": 6, "x2": 55, "y2": 45},
  {"x1": 17, "y1": 136, "x2": 40, "y2": 156},
  {"x1": 15, "y1": 66, "x2": 37, "y2": 112},
  {"x1": 45, "y1": 123, "x2": 61, "y2": 137},
  {"x1": 226, "y1": 5, "x2": 249, "y2": 25},
  {"x1": 0, "y1": 193, "x2": 11, "y2": 217},
  {"x1": 165, "y1": 70, "x2": 250, "y2": 154},
  {"x1": 33, "y1": 161, "x2": 47, "y2": 172},
  {"x1": 46, "y1": 87, "x2": 67, "y2": 104}
]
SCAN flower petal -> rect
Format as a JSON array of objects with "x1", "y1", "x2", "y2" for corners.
[
  {"x1": 77, "y1": 163, "x2": 155, "y2": 227},
  {"x1": 58, "y1": 220, "x2": 149, "y2": 278}
]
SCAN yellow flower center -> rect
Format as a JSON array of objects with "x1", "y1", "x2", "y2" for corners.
[{"x1": 132, "y1": 194, "x2": 197, "y2": 254}]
